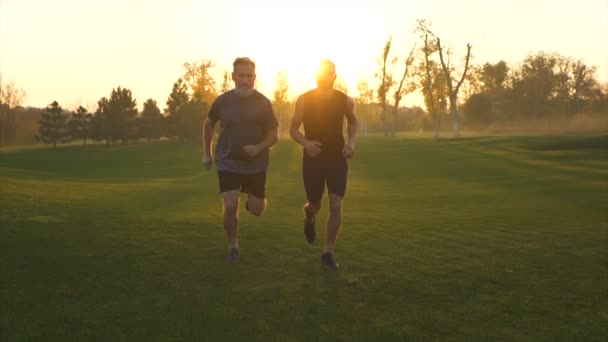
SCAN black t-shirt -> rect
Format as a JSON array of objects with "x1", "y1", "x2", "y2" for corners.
[
  {"x1": 301, "y1": 89, "x2": 348, "y2": 158},
  {"x1": 208, "y1": 90, "x2": 278, "y2": 173}
]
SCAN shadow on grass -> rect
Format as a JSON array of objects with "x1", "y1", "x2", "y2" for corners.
[{"x1": 521, "y1": 134, "x2": 608, "y2": 151}]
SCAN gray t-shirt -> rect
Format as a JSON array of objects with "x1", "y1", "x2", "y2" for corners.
[{"x1": 208, "y1": 90, "x2": 278, "y2": 174}]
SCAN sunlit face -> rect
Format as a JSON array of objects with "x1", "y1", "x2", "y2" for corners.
[
  {"x1": 232, "y1": 63, "x2": 256, "y2": 96},
  {"x1": 315, "y1": 62, "x2": 336, "y2": 90}
]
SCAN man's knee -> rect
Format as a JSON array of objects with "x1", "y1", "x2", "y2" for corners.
[
  {"x1": 306, "y1": 200, "x2": 322, "y2": 213},
  {"x1": 328, "y1": 194, "x2": 343, "y2": 214},
  {"x1": 249, "y1": 203, "x2": 265, "y2": 217},
  {"x1": 247, "y1": 196, "x2": 266, "y2": 217},
  {"x1": 224, "y1": 201, "x2": 238, "y2": 214},
  {"x1": 222, "y1": 191, "x2": 239, "y2": 214}
]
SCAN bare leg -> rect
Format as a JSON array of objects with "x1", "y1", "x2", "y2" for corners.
[
  {"x1": 325, "y1": 193, "x2": 343, "y2": 253},
  {"x1": 304, "y1": 200, "x2": 322, "y2": 222},
  {"x1": 221, "y1": 190, "x2": 240, "y2": 249},
  {"x1": 246, "y1": 193, "x2": 267, "y2": 217}
]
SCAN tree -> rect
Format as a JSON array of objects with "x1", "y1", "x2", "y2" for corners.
[
  {"x1": 507, "y1": 52, "x2": 602, "y2": 121},
  {"x1": 463, "y1": 93, "x2": 493, "y2": 128},
  {"x1": 415, "y1": 20, "x2": 442, "y2": 139},
  {"x1": 334, "y1": 77, "x2": 349, "y2": 94},
  {"x1": 273, "y1": 70, "x2": 291, "y2": 137},
  {"x1": 584, "y1": 82, "x2": 608, "y2": 116},
  {"x1": 139, "y1": 99, "x2": 162, "y2": 141},
  {"x1": 178, "y1": 99, "x2": 206, "y2": 141},
  {"x1": 220, "y1": 70, "x2": 231, "y2": 94},
  {"x1": 68, "y1": 106, "x2": 92, "y2": 145},
  {"x1": 0, "y1": 79, "x2": 27, "y2": 146},
  {"x1": 513, "y1": 52, "x2": 563, "y2": 120},
  {"x1": 436, "y1": 37, "x2": 472, "y2": 137},
  {"x1": 462, "y1": 64, "x2": 483, "y2": 99},
  {"x1": 424, "y1": 60, "x2": 449, "y2": 136},
  {"x1": 90, "y1": 97, "x2": 109, "y2": 144},
  {"x1": 356, "y1": 79, "x2": 374, "y2": 135},
  {"x1": 376, "y1": 35, "x2": 397, "y2": 136},
  {"x1": 183, "y1": 59, "x2": 218, "y2": 107},
  {"x1": 105, "y1": 87, "x2": 138, "y2": 143},
  {"x1": 480, "y1": 60, "x2": 509, "y2": 95},
  {"x1": 391, "y1": 44, "x2": 417, "y2": 135},
  {"x1": 569, "y1": 59, "x2": 598, "y2": 113},
  {"x1": 165, "y1": 78, "x2": 190, "y2": 138},
  {"x1": 36, "y1": 101, "x2": 71, "y2": 149}
]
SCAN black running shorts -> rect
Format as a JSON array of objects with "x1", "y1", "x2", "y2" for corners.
[
  {"x1": 217, "y1": 170, "x2": 267, "y2": 199},
  {"x1": 302, "y1": 154, "x2": 348, "y2": 202}
]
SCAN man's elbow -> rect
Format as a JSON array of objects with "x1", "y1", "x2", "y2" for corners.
[
  {"x1": 266, "y1": 130, "x2": 278, "y2": 148},
  {"x1": 203, "y1": 118, "x2": 213, "y2": 130},
  {"x1": 272, "y1": 132, "x2": 279, "y2": 145},
  {"x1": 289, "y1": 125, "x2": 298, "y2": 140}
]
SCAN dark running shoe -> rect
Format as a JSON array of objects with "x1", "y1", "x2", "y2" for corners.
[
  {"x1": 228, "y1": 248, "x2": 240, "y2": 263},
  {"x1": 321, "y1": 252, "x2": 339, "y2": 269},
  {"x1": 245, "y1": 200, "x2": 249, "y2": 212},
  {"x1": 304, "y1": 219, "x2": 315, "y2": 244}
]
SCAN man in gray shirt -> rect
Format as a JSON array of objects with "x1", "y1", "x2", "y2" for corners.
[{"x1": 202, "y1": 57, "x2": 278, "y2": 262}]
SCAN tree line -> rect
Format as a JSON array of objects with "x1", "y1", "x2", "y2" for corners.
[
  {"x1": 1, "y1": 60, "x2": 219, "y2": 148},
  {"x1": 355, "y1": 20, "x2": 607, "y2": 138},
  {"x1": 1, "y1": 20, "x2": 607, "y2": 147}
]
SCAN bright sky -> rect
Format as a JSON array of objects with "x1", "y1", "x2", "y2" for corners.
[{"x1": 1, "y1": 0, "x2": 607, "y2": 111}]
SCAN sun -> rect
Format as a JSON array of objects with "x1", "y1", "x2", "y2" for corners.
[
  {"x1": 223, "y1": 2, "x2": 376, "y2": 100},
  {"x1": 255, "y1": 49, "x2": 363, "y2": 101},
  {"x1": 252, "y1": 49, "x2": 324, "y2": 100},
  {"x1": 282, "y1": 53, "x2": 325, "y2": 96},
  {"x1": 207, "y1": 0, "x2": 382, "y2": 100}
]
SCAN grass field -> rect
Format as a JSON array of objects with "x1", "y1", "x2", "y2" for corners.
[{"x1": 1, "y1": 133, "x2": 607, "y2": 341}]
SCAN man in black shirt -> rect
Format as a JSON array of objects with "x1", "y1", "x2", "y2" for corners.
[{"x1": 289, "y1": 59, "x2": 358, "y2": 269}]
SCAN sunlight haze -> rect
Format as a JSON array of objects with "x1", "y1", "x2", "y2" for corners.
[{"x1": 1, "y1": 0, "x2": 606, "y2": 110}]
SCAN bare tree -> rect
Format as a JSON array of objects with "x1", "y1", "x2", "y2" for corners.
[
  {"x1": 437, "y1": 38, "x2": 472, "y2": 137},
  {"x1": 334, "y1": 76, "x2": 349, "y2": 94},
  {"x1": 0, "y1": 79, "x2": 27, "y2": 146},
  {"x1": 376, "y1": 35, "x2": 397, "y2": 136},
  {"x1": 356, "y1": 79, "x2": 374, "y2": 135},
  {"x1": 220, "y1": 70, "x2": 231, "y2": 94},
  {"x1": 273, "y1": 71, "x2": 290, "y2": 137},
  {"x1": 415, "y1": 19, "x2": 456, "y2": 140},
  {"x1": 424, "y1": 35, "x2": 441, "y2": 139},
  {"x1": 183, "y1": 59, "x2": 217, "y2": 106},
  {"x1": 391, "y1": 44, "x2": 417, "y2": 135},
  {"x1": 415, "y1": 20, "x2": 441, "y2": 139}
]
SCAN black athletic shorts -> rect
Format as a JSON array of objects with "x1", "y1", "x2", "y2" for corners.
[
  {"x1": 302, "y1": 153, "x2": 348, "y2": 202},
  {"x1": 217, "y1": 170, "x2": 267, "y2": 199}
]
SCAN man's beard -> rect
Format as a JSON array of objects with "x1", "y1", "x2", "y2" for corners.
[{"x1": 234, "y1": 87, "x2": 254, "y2": 97}]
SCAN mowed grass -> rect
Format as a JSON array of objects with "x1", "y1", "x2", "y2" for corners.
[{"x1": 1, "y1": 133, "x2": 607, "y2": 341}]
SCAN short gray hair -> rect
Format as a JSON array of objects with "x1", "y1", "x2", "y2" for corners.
[{"x1": 233, "y1": 57, "x2": 256, "y2": 70}]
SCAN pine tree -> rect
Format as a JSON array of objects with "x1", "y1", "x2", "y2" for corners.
[
  {"x1": 37, "y1": 101, "x2": 71, "y2": 149},
  {"x1": 165, "y1": 78, "x2": 189, "y2": 138},
  {"x1": 106, "y1": 87, "x2": 138, "y2": 143},
  {"x1": 68, "y1": 106, "x2": 92, "y2": 145},
  {"x1": 139, "y1": 98, "x2": 162, "y2": 141}
]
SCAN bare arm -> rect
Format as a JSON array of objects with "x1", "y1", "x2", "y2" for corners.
[
  {"x1": 243, "y1": 100, "x2": 279, "y2": 157},
  {"x1": 259, "y1": 127, "x2": 278, "y2": 150},
  {"x1": 202, "y1": 118, "x2": 216, "y2": 168},
  {"x1": 345, "y1": 96, "x2": 358, "y2": 145},
  {"x1": 242, "y1": 127, "x2": 278, "y2": 157},
  {"x1": 290, "y1": 95, "x2": 322, "y2": 156},
  {"x1": 342, "y1": 96, "x2": 358, "y2": 159},
  {"x1": 289, "y1": 95, "x2": 307, "y2": 146}
]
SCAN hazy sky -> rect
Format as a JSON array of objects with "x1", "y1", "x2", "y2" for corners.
[{"x1": 1, "y1": 0, "x2": 607, "y2": 110}]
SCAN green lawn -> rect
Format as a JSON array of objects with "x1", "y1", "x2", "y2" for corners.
[{"x1": 1, "y1": 133, "x2": 607, "y2": 341}]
